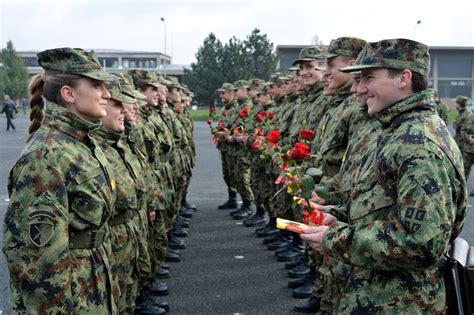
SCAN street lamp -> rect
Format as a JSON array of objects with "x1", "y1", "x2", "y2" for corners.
[
  {"x1": 160, "y1": 17, "x2": 167, "y2": 75},
  {"x1": 413, "y1": 20, "x2": 421, "y2": 40}
]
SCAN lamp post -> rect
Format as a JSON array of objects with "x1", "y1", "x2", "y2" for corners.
[
  {"x1": 413, "y1": 20, "x2": 421, "y2": 40},
  {"x1": 160, "y1": 16, "x2": 167, "y2": 75}
]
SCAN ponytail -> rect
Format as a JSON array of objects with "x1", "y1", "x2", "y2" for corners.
[{"x1": 28, "y1": 74, "x2": 45, "y2": 140}]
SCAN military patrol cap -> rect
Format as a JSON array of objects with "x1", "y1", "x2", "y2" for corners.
[
  {"x1": 316, "y1": 37, "x2": 366, "y2": 59},
  {"x1": 234, "y1": 80, "x2": 249, "y2": 90},
  {"x1": 107, "y1": 80, "x2": 136, "y2": 104},
  {"x1": 248, "y1": 78, "x2": 265, "y2": 90},
  {"x1": 292, "y1": 46, "x2": 326, "y2": 65},
  {"x1": 456, "y1": 95, "x2": 469, "y2": 105},
  {"x1": 339, "y1": 38, "x2": 430, "y2": 76},
  {"x1": 156, "y1": 72, "x2": 172, "y2": 86},
  {"x1": 269, "y1": 72, "x2": 285, "y2": 85},
  {"x1": 288, "y1": 66, "x2": 300, "y2": 75},
  {"x1": 128, "y1": 70, "x2": 160, "y2": 88},
  {"x1": 217, "y1": 83, "x2": 235, "y2": 92},
  {"x1": 256, "y1": 82, "x2": 271, "y2": 95},
  {"x1": 113, "y1": 73, "x2": 147, "y2": 101},
  {"x1": 165, "y1": 76, "x2": 182, "y2": 90},
  {"x1": 37, "y1": 48, "x2": 117, "y2": 82}
]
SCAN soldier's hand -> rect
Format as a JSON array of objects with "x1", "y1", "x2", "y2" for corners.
[
  {"x1": 322, "y1": 213, "x2": 337, "y2": 225},
  {"x1": 300, "y1": 225, "x2": 329, "y2": 255},
  {"x1": 226, "y1": 135, "x2": 235, "y2": 143},
  {"x1": 149, "y1": 211, "x2": 156, "y2": 222},
  {"x1": 469, "y1": 135, "x2": 474, "y2": 144},
  {"x1": 310, "y1": 191, "x2": 326, "y2": 205}
]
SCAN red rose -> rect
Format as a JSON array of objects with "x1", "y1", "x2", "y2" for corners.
[
  {"x1": 267, "y1": 112, "x2": 275, "y2": 120},
  {"x1": 300, "y1": 130, "x2": 315, "y2": 141},
  {"x1": 207, "y1": 119, "x2": 212, "y2": 125},
  {"x1": 259, "y1": 111, "x2": 268, "y2": 118},
  {"x1": 239, "y1": 106, "x2": 250, "y2": 119},
  {"x1": 218, "y1": 121, "x2": 224, "y2": 130},
  {"x1": 254, "y1": 114, "x2": 264, "y2": 123},
  {"x1": 210, "y1": 107, "x2": 216, "y2": 114},
  {"x1": 267, "y1": 130, "x2": 281, "y2": 144},
  {"x1": 288, "y1": 142, "x2": 310, "y2": 161},
  {"x1": 222, "y1": 111, "x2": 227, "y2": 117},
  {"x1": 250, "y1": 141, "x2": 262, "y2": 152}
]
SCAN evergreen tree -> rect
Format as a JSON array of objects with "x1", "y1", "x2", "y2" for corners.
[
  {"x1": 244, "y1": 29, "x2": 277, "y2": 80},
  {"x1": 0, "y1": 40, "x2": 28, "y2": 100}
]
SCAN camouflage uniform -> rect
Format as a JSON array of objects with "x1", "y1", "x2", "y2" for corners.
[
  {"x1": 323, "y1": 39, "x2": 467, "y2": 314},
  {"x1": 3, "y1": 48, "x2": 118, "y2": 314},
  {"x1": 460, "y1": 111, "x2": 474, "y2": 178},
  {"x1": 454, "y1": 96, "x2": 472, "y2": 177}
]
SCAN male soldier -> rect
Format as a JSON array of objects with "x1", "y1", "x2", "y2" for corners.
[
  {"x1": 459, "y1": 97, "x2": 474, "y2": 191},
  {"x1": 454, "y1": 95, "x2": 470, "y2": 153},
  {"x1": 215, "y1": 83, "x2": 239, "y2": 209},
  {"x1": 1, "y1": 95, "x2": 18, "y2": 131},
  {"x1": 302, "y1": 38, "x2": 467, "y2": 314},
  {"x1": 228, "y1": 80, "x2": 256, "y2": 220},
  {"x1": 432, "y1": 90, "x2": 449, "y2": 125}
]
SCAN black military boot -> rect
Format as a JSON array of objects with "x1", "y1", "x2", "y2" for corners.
[
  {"x1": 171, "y1": 226, "x2": 188, "y2": 238},
  {"x1": 148, "y1": 281, "x2": 169, "y2": 296},
  {"x1": 135, "y1": 292, "x2": 169, "y2": 314},
  {"x1": 233, "y1": 199, "x2": 254, "y2": 220},
  {"x1": 293, "y1": 297, "x2": 321, "y2": 313},
  {"x1": 182, "y1": 195, "x2": 197, "y2": 211},
  {"x1": 179, "y1": 206, "x2": 193, "y2": 219},
  {"x1": 256, "y1": 217, "x2": 279, "y2": 237},
  {"x1": 168, "y1": 236, "x2": 186, "y2": 250},
  {"x1": 243, "y1": 206, "x2": 266, "y2": 227},
  {"x1": 156, "y1": 267, "x2": 171, "y2": 279},
  {"x1": 218, "y1": 190, "x2": 238, "y2": 209}
]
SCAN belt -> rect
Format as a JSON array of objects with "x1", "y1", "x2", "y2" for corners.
[
  {"x1": 109, "y1": 210, "x2": 137, "y2": 226},
  {"x1": 69, "y1": 228, "x2": 106, "y2": 249}
]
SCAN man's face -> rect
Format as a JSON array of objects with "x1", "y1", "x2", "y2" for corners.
[
  {"x1": 299, "y1": 60, "x2": 324, "y2": 87},
  {"x1": 350, "y1": 73, "x2": 367, "y2": 106},
  {"x1": 157, "y1": 84, "x2": 168, "y2": 102},
  {"x1": 235, "y1": 88, "x2": 248, "y2": 100},
  {"x1": 284, "y1": 80, "x2": 296, "y2": 95},
  {"x1": 326, "y1": 56, "x2": 354, "y2": 91},
  {"x1": 169, "y1": 88, "x2": 182, "y2": 103},
  {"x1": 257, "y1": 93, "x2": 272, "y2": 106},
  {"x1": 358, "y1": 68, "x2": 403, "y2": 115},
  {"x1": 220, "y1": 91, "x2": 234, "y2": 103},
  {"x1": 248, "y1": 88, "x2": 259, "y2": 100},
  {"x1": 268, "y1": 84, "x2": 280, "y2": 99}
]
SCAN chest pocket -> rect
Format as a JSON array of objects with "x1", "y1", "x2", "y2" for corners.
[
  {"x1": 70, "y1": 166, "x2": 110, "y2": 227},
  {"x1": 349, "y1": 167, "x2": 396, "y2": 223}
]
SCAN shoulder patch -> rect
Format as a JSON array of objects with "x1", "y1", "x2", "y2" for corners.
[{"x1": 28, "y1": 211, "x2": 54, "y2": 247}]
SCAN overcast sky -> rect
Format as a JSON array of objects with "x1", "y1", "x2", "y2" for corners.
[{"x1": 1, "y1": 0, "x2": 473, "y2": 64}]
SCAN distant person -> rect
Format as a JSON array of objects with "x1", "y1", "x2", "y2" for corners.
[
  {"x1": 21, "y1": 97, "x2": 28, "y2": 115},
  {"x1": 432, "y1": 90, "x2": 449, "y2": 125},
  {"x1": 1, "y1": 94, "x2": 18, "y2": 131}
]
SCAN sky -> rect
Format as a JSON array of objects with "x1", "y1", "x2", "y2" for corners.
[{"x1": 1, "y1": 0, "x2": 473, "y2": 65}]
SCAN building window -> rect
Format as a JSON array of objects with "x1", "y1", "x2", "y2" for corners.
[
  {"x1": 122, "y1": 58, "x2": 158, "y2": 69},
  {"x1": 98, "y1": 58, "x2": 119, "y2": 69},
  {"x1": 123, "y1": 59, "x2": 129, "y2": 68},
  {"x1": 438, "y1": 60, "x2": 472, "y2": 78},
  {"x1": 23, "y1": 57, "x2": 40, "y2": 67},
  {"x1": 438, "y1": 80, "x2": 472, "y2": 98}
]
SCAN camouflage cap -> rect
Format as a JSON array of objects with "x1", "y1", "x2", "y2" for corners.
[
  {"x1": 37, "y1": 48, "x2": 117, "y2": 82},
  {"x1": 128, "y1": 70, "x2": 160, "y2": 88},
  {"x1": 288, "y1": 66, "x2": 300, "y2": 75},
  {"x1": 339, "y1": 38, "x2": 430, "y2": 76},
  {"x1": 269, "y1": 72, "x2": 285, "y2": 85},
  {"x1": 256, "y1": 82, "x2": 271, "y2": 95},
  {"x1": 107, "y1": 80, "x2": 136, "y2": 104},
  {"x1": 217, "y1": 83, "x2": 235, "y2": 92},
  {"x1": 292, "y1": 46, "x2": 326, "y2": 65},
  {"x1": 248, "y1": 78, "x2": 265, "y2": 90},
  {"x1": 156, "y1": 72, "x2": 172, "y2": 86},
  {"x1": 456, "y1": 95, "x2": 469, "y2": 105},
  {"x1": 165, "y1": 76, "x2": 182, "y2": 90},
  {"x1": 234, "y1": 80, "x2": 249, "y2": 90},
  {"x1": 112, "y1": 73, "x2": 147, "y2": 101},
  {"x1": 316, "y1": 37, "x2": 366, "y2": 59}
]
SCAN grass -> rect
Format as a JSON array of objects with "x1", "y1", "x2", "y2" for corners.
[
  {"x1": 188, "y1": 108, "x2": 223, "y2": 121},
  {"x1": 449, "y1": 111, "x2": 457, "y2": 125}
]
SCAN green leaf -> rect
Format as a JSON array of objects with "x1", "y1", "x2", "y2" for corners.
[
  {"x1": 306, "y1": 167, "x2": 323, "y2": 177},
  {"x1": 315, "y1": 185, "x2": 330, "y2": 200},
  {"x1": 300, "y1": 175, "x2": 315, "y2": 200}
]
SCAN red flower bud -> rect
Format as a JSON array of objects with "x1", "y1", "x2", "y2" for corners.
[
  {"x1": 267, "y1": 130, "x2": 281, "y2": 144},
  {"x1": 207, "y1": 119, "x2": 212, "y2": 125},
  {"x1": 222, "y1": 111, "x2": 227, "y2": 117},
  {"x1": 300, "y1": 130, "x2": 316, "y2": 141},
  {"x1": 210, "y1": 107, "x2": 216, "y2": 113},
  {"x1": 267, "y1": 112, "x2": 275, "y2": 120}
]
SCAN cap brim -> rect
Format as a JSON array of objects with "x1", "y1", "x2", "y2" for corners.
[
  {"x1": 315, "y1": 52, "x2": 338, "y2": 60},
  {"x1": 112, "y1": 93, "x2": 136, "y2": 104},
  {"x1": 292, "y1": 58, "x2": 316, "y2": 66},
  {"x1": 82, "y1": 70, "x2": 118, "y2": 82},
  {"x1": 338, "y1": 64, "x2": 377, "y2": 73}
]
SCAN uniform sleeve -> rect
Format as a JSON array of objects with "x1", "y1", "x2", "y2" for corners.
[
  {"x1": 323, "y1": 149, "x2": 465, "y2": 271},
  {"x1": 3, "y1": 158, "x2": 72, "y2": 313}
]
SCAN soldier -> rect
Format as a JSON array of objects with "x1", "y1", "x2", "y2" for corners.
[
  {"x1": 459, "y1": 97, "x2": 474, "y2": 191},
  {"x1": 454, "y1": 95, "x2": 470, "y2": 153},
  {"x1": 215, "y1": 83, "x2": 239, "y2": 209},
  {"x1": 1, "y1": 94, "x2": 18, "y2": 131},
  {"x1": 3, "y1": 48, "x2": 117, "y2": 314},
  {"x1": 432, "y1": 89, "x2": 449, "y2": 125},
  {"x1": 302, "y1": 38, "x2": 467, "y2": 314}
]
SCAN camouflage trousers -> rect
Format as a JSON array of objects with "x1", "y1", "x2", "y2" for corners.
[
  {"x1": 148, "y1": 211, "x2": 168, "y2": 281},
  {"x1": 250, "y1": 157, "x2": 275, "y2": 211},
  {"x1": 463, "y1": 151, "x2": 474, "y2": 179},
  {"x1": 135, "y1": 208, "x2": 152, "y2": 292},
  {"x1": 229, "y1": 149, "x2": 254, "y2": 201},
  {"x1": 221, "y1": 150, "x2": 237, "y2": 193},
  {"x1": 109, "y1": 221, "x2": 139, "y2": 314}
]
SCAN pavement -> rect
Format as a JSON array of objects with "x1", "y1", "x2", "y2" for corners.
[{"x1": 0, "y1": 117, "x2": 473, "y2": 314}]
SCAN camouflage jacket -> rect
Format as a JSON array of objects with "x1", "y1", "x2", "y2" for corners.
[
  {"x1": 278, "y1": 95, "x2": 301, "y2": 145},
  {"x1": 436, "y1": 100, "x2": 449, "y2": 125},
  {"x1": 454, "y1": 109, "x2": 471, "y2": 149},
  {"x1": 3, "y1": 100, "x2": 117, "y2": 314},
  {"x1": 460, "y1": 113, "x2": 474, "y2": 154},
  {"x1": 323, "y1": 91, "x2": 467, "y2": 314},
  {"x1": 217, "y1": 98, "x2": 239, "y2": 152}
]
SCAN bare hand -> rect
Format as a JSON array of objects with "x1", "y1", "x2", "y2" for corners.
[
  {"x1": 149, "y1": 211, "x2": 156, "y2": 222},
  {"x1": 300, "y1": 225, "x2": 329, "y2": 254},
  {"x1": 469, "y1": 135, "x2": 474, "y2": 145},
  {"x1": 310, "y1": 191, "x2": 326, "y2": 205}
]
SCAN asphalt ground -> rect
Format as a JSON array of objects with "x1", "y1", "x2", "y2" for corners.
[{"x1": 0, "y1": 117, "x2": 473, "y2": 314}]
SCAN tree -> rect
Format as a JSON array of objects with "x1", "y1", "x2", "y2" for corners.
[
  {"x1": 183, "y1": 29, "x2": 277, "y2": 106},
  {"x1": 0, "y1": 40, "x2": 28, "y2": 100}
]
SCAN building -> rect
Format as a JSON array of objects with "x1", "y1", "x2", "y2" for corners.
[
  {"x1": 18, "y1": 49, "x2": 190, "y2": 80},
  {"x1": 276, "y1": 45, "x2": 474, "y2": 101}
]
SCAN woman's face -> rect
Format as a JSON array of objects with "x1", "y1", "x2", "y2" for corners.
[
  {"x1": 102, "y1": 99, "x2": 126, "y2": 132},
  {"x1": 123, "y1": 102, "x2": 138, "y2": 126},
  {"x1": 140, "y1": 85, "x2": 159, "y2": 106},
  {"x1": 67, "y1": 78, "x2": 111, "y2": 122}
]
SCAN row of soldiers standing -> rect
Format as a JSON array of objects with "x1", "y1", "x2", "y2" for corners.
[
  {"x1": 3, "y1": 48, "x2": 196, "y2": 315},
  {"x1": 212, "y1": 37, "x2": 467, "y2": 314}
]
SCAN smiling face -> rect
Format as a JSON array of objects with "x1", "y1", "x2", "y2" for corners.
[
  {"x1": 322, "y1": 56, "x2": 354, "y2": 96},
  {"x1": 299, "y1": 60, "x2": 324, "y2": 87},
  {"x1": 123, "y1": 102, "x2": 138, "y2": 126},
  {"x1": 102, "y1": 99, "x2": 126, "y2": 132},
  {"x1": 350, "y1": 72, "x2": 368, "y2": 106},
  {"x1": 220, "y1": 90, "x2": 234, "y2": 103},
  {"x1": 64, "y1": 78, "x2": 111, "y2": 123},
  {"x1": 140, "y1": 85, "x2": 159, "y2": 106},
  {"x1": 358, "y1": 68, "x2": 404, "y2": 115}
]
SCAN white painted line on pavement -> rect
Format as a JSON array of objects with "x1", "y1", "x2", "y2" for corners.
[{"x1": 234, "y1": 255, "x2": 244, "y2": 259}]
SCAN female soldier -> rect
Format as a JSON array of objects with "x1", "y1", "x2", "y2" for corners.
[{"x1": 3, "y1": 48, "x2": 117, "y2": 314}]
